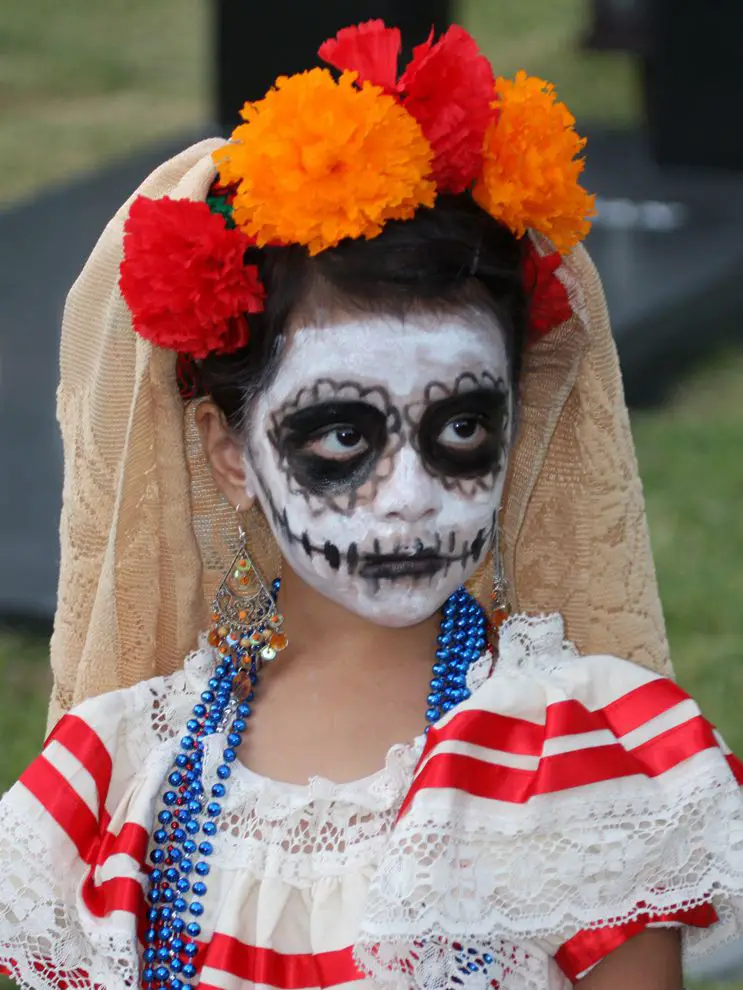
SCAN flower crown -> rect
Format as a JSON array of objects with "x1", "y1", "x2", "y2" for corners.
[{"x1": 119, "y1": 21, "x2": 592, "y2": 364}]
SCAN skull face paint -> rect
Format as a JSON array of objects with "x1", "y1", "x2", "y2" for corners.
[{"x1": 243, "y1": 314, "x2": 512, "y2": 626}]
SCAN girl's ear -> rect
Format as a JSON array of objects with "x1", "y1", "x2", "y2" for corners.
[{"x1": 194, "y1": 400, "x2": 256, "y2": 509}]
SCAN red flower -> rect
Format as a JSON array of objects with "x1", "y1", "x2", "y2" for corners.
[
  {"x1": 523, "y1": 243, "x2": 573, "y2": 337},
  {"x1": 399, "y1": 25, "x2": 496, "y2": 194},
  {"x1": 319, "y1": 19, "x2": 401, "y2": 92},
  {"x1": 119, "y1": 196, "x2": 265, "y2": 359}
]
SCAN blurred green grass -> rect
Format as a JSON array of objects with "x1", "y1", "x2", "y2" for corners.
[{"x1": 1, "y1": 2, "x2": 742, "y2": 988}]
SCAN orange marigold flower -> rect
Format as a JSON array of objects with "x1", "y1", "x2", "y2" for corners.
[
  {"x1": 473, "y1": 72, "x2": 596, "y2": 254},
  {"x1": 212, "y1": 68, "x2": 436, "y2": 255}
]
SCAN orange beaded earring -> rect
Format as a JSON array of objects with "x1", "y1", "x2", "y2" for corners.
[{"x1": 208, "y1": 507, "x2": 288, "y2": 692}]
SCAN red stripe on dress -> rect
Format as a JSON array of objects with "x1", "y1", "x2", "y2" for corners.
[
  {"x1": 20, "y1": 756, "x2": 107, "y2": 862},
  {"x1": 419, "y1": 678, "x2": 693, "y2": 770},
  {"x1": 44, "y1": 714, "x2": 114, "y2": 812},
  {"x1": 200, "y1": 935, "x2": 363, "y2": 989},
  {"x1": 81, "y1": 872, "x2": 145, "y2": 919},
  {"x1": 400, "y1": 713, "x2": 721, "y2": 816},
  {"x1": 555, "y1": 903, "x2": 718, "y2": 981},
  {"x1": 728, "y1": 752, "x2": 743, "y2": 784}
]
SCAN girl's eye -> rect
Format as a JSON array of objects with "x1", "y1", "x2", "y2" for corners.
[
  {"x1": 307, "y1": 426, "x2": 369, "y2": 460},
  {"x1": 438, "y1": 416, "x2": 488, "y2": 451}
]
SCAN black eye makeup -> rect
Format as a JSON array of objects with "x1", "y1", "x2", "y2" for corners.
[
  {"x1": 417, "y1": 386, "x2": 509, "y2": 479},
  {"x1": 273, "y1": 401, "x2": 389, "y2": 496}
]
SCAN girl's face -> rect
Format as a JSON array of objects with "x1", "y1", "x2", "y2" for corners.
[{"x1": 243, "y1": 312, "x2": 512, "y2": 626}]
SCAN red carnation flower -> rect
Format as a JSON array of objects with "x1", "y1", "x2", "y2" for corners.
[
  {"x1": 523, "y1": 243, "x2": 572, "y2": 337},
  {"x1": 319, "y1": 19, "x2": 401, "y2": 92},
  {"x1": 119, "y1": 196, "x2": 265, "y2": 359},
  {"x1": 399, "y1": 25, "x2": 496, "y2": 194}
]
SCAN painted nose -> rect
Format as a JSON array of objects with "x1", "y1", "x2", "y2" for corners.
[{"x1": 374, "y1": 446, "x2": 443, "y2": 522}]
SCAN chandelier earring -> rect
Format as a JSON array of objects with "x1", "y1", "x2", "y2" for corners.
[
  {"x1": 208, "y1": 505, "x2": 288, "y2": 694},
  {"x1": 490, "y1": 509, "x2": 510, "y2": 632}
]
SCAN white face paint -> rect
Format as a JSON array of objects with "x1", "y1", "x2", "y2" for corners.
[{"x1": 243, "y1": 313, "x2": 512, "y2": 626}]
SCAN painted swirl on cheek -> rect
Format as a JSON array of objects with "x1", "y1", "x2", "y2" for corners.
[
  {"x1": 273, "y1": 401, "x2": 388, "y2": 496},
  {"x1": 418, "y1": 385, "x2": 509, "y2": 479}
]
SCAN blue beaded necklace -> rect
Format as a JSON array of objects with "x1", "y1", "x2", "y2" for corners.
[{"x1": 142, "y1": 583, "x2": 488, "y2": 990}]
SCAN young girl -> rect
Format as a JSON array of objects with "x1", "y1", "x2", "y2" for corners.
[{"x1": 2, "y1": 20, "x2": 742, "y2": 990}]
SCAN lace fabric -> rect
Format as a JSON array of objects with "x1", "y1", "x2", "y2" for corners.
[{"x1": 2, "y1": 617, "x2": 743, "y2": 990}]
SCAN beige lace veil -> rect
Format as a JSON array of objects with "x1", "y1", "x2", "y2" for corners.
[{"x1": 47, "y1": 139, "x2": 670, "y2": 729}]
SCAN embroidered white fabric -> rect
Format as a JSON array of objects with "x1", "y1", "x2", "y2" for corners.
[
  {"x1": 3, "y1": 618, "x2": 743, "y2": 990},
  {"x1": 355, "y1": 614, "x2": 743, "y2": 989}
]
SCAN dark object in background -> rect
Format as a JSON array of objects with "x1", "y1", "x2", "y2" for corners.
[
  {"x1": 645, "y1": 0, "x2": 743, "y2": 170},
  {"x1": 215, "y1": 0, "x2": 451, "y2": 132},
  {"x1": 582, "y1": 0, "x2": 649, "y2": 54}
]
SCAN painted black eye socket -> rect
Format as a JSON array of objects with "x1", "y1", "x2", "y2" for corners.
[
  {"x1": 275, "y1": 401, "x2": 388, "y2": 495},
  {"x1": 418, "y1": 386, "x2": 508, "y2": 479}
]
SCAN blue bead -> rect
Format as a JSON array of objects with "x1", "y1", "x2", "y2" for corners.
[
  {"x1": 158, "y1": 810, "x2": 173, "y2": 825},
  {"x1": 180, "y1": 736, "x2": 195, "y2": 750},
  {"x1": 150, "y1": 848, "x2": 165, "y2": 864},
  {"x1": 195, "y1": 861, "x2": 210, "y2": 876},
  {"x1": 154, "y1": 966, "x2": 169, "y2": 981},
  {"x1": 186, "y1": 719, "x2": 200, "y2": 733},
  {"x1": 236, "y1": 702, "x2": 251, "y2": 717},
  {"x1": 206, "y1": 801, "x2": 221, "y2": 817},
  {"x1": 170, "y1": 958, "x2": 183, "y2": 974},
  {"x1": 217, "y1": 764, "x2": 231, "y2": 780},
  {"x1": 184, "y1": 770, "x2": 196, "y2": 783},
  {"x1": 162, "y1": 887, "x2": 175, "y2": 903},
  {"x1": 180, "y1": 858, "x2": 193, "y2": 874},
  {"x1": 198, "y1": 840, "x2": 213, "y2": 856},
  {"x1": 151, "y1": 870, "x2": 163, "y2": 884},
  {"x1": 189, "y1": 901, "x2": 204, "y2": 916},
  {"x1": 223, "y1": 747, "x2": 236, "y2": 762},
  {"x1": 145, "y1": 927, "x2": 157, "y2": 943},
  {"x1": 171, "y1": 917, "x2": 185, "y2": 933},
  {"x1": 202, "y1": 821, "x2": 217, "y2": 836},
  {"x1": 442, "y1": 701, "x2": 455, "y2": 712},
  {"x1": 182, "y1": 963, "x2": 197, "y2": 979},
  {"x1": 185, "y1": 921, "x2": 201, "y2": 938},
  {"x1": 173, "y1": 897, "x2": 188, "y2": 913},
  {"x1": 232, "y1": 717, "x2": 247, "y2": 732},
  {"x1": 187, "y1": 800, "x2": 202, "y2": 815},
  {"x1": 176, "y1": 809, "x2": 189, "y2": 824},
  {"x1": 442, "y1": 618, "x2": 454, "y2": 631},
  {"x1": 185, "y1": 819, "x2": 200, "y2": 835},
  {"x1": 147, "y1": 889, "x2": 160, "y2": 904},
  {"x1": 172, "y1": 828, "x2": 186, "y2": 843},
  {"x1": 142, "y1": 966, "x2": 154, "y2": 982},
  {"x1": 144, "y1": 948, "x2": 156, "y2": 962},
  {"x1": 211, "y1": 782, "x2": 226, "y2": 798},
  {"x1": 432, "y1": 663, "x2": 447, "y2": 676},
  {"x1": 156, "y1": 947, "x2": 170, "y2": 962},
  {"x1": 169, "y1": 848, "x2": 182, "y2": 862},
  {"x1": 147, "y1": 907, "x2": 160, "y2": 922},
  {"x1": 426, "y1": 707, "x2": 440, "y2": 722},
  {"x1": 165, "y1": 868, "x2": 179, "y2": 882},
  {"x1": 192, "y1": 703, "x2": 206, "y2": 717},
  {"x1": 162, "y1": 791, "x2": 177, "y2": 806},
  {"x1": 427, "y1": 692, "x2": 442, "y2": 706},
  {"x1": 170, "y1": 974, "x2": 183, "y2": 988},
  {"x1": 174, "y1": 753, "x2": 188, "y2": 769},
  {"x1": 168, "y1": 772, "x2": 182, "y2": 787},
  {"x1": 430, "y1": 678, "x2": 444, "y2": 690},
  {"x1": 200, "y1": 691, "x2": 214, "y2": 703},
  {"x1": 227, "y1": 732, "x2": 241, "y2": 747},
  {"x1": 183, "y1": 839, "x2": 197, "y2": 854},
  {"x1": 161, "y1": 906, "x2": 173, "y2": 920},
  {"x1": 171, "y1": 937, "x2": 184, "y2": 953},
  {"x1": 176, "y1": 878, "x2": 190, "y2": 893},
  {"x1": 208, "y1": 678, "x2": 219, "y2": 690},
  {"x1": 192, "y1": 881, "x2": 207, "y2": 896}
]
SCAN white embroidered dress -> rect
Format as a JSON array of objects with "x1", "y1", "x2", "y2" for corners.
[{"x1": 2, "y1": 615, "x2": 743, "y2": 990}]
